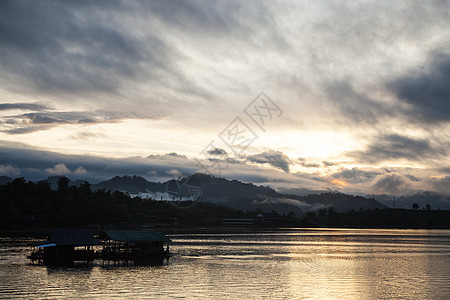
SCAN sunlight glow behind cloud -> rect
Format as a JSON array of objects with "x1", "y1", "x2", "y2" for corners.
[{"x1": 0, "y1": 0, "x2": 449, "y2": 196}]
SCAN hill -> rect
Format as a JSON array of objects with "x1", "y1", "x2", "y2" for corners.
[
  {"x1": 91, "y1": 173, "x2": 386, "y2": 214},
  {"x1": 1, "y1": 177, "x2": 449, "y2": 230},
  {"x1": 0, "y1": 177, "x2": 247, "y2": 230},
  {"x1": 92, "y1": 175, "x2": 164, "y2": 194}
]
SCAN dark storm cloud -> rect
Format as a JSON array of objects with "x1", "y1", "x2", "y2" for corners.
[
  {"x1": 0, "y1": 0, "x2": 173, "y2": 94},
  {"x1": 142, "y1": 0, "x2": 240, "y2": 34},
  {"x1": 207, "y1": 148, "x2": 227, "y2": 157},
  {"x1": 0, "y1": 141, "x2": 196, "y2": 182},
  {"x1": 4, "y1": 125, "x2": 52, "y2": 135},
  {"x1": 21, "y1": 111, "x2": 138, "y2": 125},
  {"x1": 0, "y1": 1, "x2": 284, "y2": 98},
  {"x1": 324, "y1": 45, "x2": 450, "y2": 128},
  {"x1": 388, "y1": 51, "x2": 450, "y2": 123},
  {"x1": 142, "y1": 0, "x2": 285, "y2": 44},
  {"x1": 322, "y1": 161, "x2": 338, "y2": 167},
  {"x1": 351, "y1": 134, "x2": 445, "y2": 164},
  {"x1": 372, "y1": 174, "x2": 411, "y2": 195},
  {"x1": 438, "y1": 166, "x2": 450, "y2": 173},
  {"x1": 1, "y1": 110, "x2": 147, "y2": 134},
  {"x1": 0, "y1": 142, "x2": 305, "y2": 187},
  {"x1": 325, "y1": 81, "x2": 395, "y2": 124},
  {"x1": 297, "y1": 158, "x2": 320, "y2": 168},
  {"x1": 332, "y1": 167, "x2": 382, "y2": 184},
  {"x1": 0, "y1": 103, "x2": 49, "y2": 111},
  {"x1": 247, "y1": 150, "x2": 290, "y2": 173},
  {"x1": 24, "y1": 113, "x2": 67, "y2": 124},
  {"x1": 405, "y1": 174, "x2": 420, "y2": 182},
  {"x1": 429, "y1": 176, "x2": 450, "y2": 194},
  {"x1": 70, "y1": 130, "x2": 106, "y2": 141},
  {"x1": 3, "y1": 140, "x2": 449, "y2": 195}
]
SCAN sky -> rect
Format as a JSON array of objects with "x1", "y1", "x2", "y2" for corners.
[{"x1": 0, "y1": 0, "x2": 450, "y2": 197}]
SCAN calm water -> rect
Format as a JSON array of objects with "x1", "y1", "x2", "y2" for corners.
[{"x1": 1, "y1": 228, "x2": 450, "y2": 299}]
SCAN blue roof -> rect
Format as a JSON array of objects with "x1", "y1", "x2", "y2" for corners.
[{"x1": 34, "y1": 229, "x2": 100, "y2": 247}]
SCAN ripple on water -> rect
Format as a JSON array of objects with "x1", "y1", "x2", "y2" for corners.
[{"x1": 1, "y1": 229, "x2": 450, "y2": 299}]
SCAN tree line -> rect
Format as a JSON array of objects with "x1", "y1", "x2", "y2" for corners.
[
  {"x1": 0, "y1": 177, "x2": 247, "y2": 230},
  {"x1": 1, "y1": 177, "x2": 450, "y2": 231}
]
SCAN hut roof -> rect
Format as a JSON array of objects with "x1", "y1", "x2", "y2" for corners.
[
  {"x1": 34, "y1": 229, "x2": 100, "y2": 247},
  {"x1": 104, "y1": 230, "x2": 171, "y2": 243}
]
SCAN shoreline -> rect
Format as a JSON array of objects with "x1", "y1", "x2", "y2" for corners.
[{"x1": 2, "y1": 225, "x2": 450, "y2": 238}]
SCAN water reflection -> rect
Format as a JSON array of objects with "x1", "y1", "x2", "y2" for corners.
[{"x1": 1, "y1": 229, "x2": 450, "y2": 299}]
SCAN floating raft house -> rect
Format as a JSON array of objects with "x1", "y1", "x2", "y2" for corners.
[
  {"x1": 28, "y1": 229, "x2": 100, "y2": 264},
  {"x1": 101, "y1": 230, "x2": 172, "y2": 264}
]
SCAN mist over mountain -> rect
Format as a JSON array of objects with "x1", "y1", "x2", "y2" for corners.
[
  {"x1": 54, "y1": 173, "x2": 385, "y2": 214},
  {"x1": 37, "y1": 173, "x2": 450, "y2": 213}
]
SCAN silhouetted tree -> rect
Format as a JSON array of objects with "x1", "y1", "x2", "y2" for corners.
[
  {"x1": 412, "y1": 203, "x2": 419, "y2": 210},
  {"x1": 306, "y1": 211, "x2": 316, "y2": 217},
  {"x1": 327, "y1": 207, "x2": 334, "y2": 216},
  {"x1": 287, "y1": 211, "x2": 296, "y2": 218},
  {"x1": 57, "y1": 176, "x2": 70, "y2": 193},
  {"x1": 318, "y1": 209, "x2": 327, "y2": 216}
]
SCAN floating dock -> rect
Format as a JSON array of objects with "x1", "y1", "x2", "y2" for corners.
[{"x1": 28, "y1": 229, "x2": 171, "y2": 266}]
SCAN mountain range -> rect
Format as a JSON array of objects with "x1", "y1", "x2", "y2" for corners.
[
  {"x1": 5, "y1": 173, "x2": 450, "y2": 213},
  {"x1": 46, "y1": 173, "x2": 387, "y2": 214}
]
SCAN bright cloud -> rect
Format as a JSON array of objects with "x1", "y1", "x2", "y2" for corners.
[
  {"x1": 0, "y1": 164, "x2": 20, "y2": 176},
  {"x1": 45, "y1": 163, "x2": 70, "y2": 175},
  {"x1": 0, "y1": 1, "x2": 449, "y2": 196}
]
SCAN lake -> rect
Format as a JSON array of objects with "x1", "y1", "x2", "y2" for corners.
[{"x1": 1, "y1": 228, "x2": 450, "y2": 299}]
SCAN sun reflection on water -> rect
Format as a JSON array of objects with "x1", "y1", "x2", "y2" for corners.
[{"x1": 1, "y1": 229, "x2": 450, "y2": 299}]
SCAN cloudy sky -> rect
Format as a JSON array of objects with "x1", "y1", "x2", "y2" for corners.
[{"x1": 1, "y1": 0, "x2": 449, "y2": 196}]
